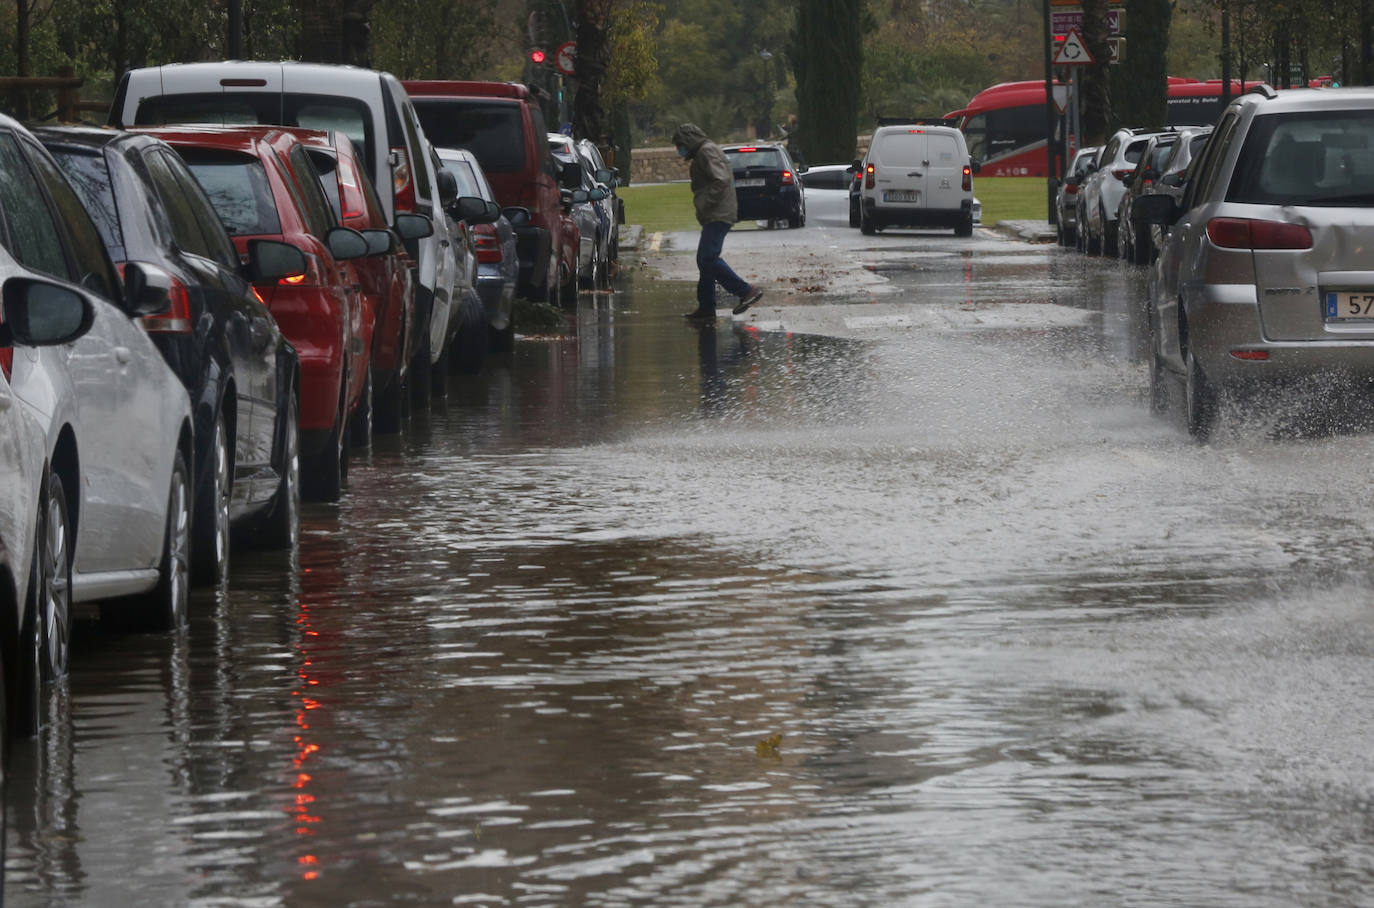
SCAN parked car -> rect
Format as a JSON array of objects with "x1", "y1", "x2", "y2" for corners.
[
  {"x1": 429, "y1": 146, "x2": 489, "y2": 377},
  {"x1": 292, "y1": 128, "x2": 433, "y2": 431},
  {"x1": 855, "y1": 122, "x2": 979, "y2": 236},
  {"x1": 436, "y1": 147, "x2": 518, "y2": 351},
  {"x1": 721, "y1": 142, "x2": 807, "y2": 229},
  {"x1": 0, "y1": 114, "x2": 198, "y2": 690},
  {"x1": 1055, "y1": 145, "x2": 1099, "y2": 247},
  {"x1": 37, "y1": 126, "x2": 304, "y2": 585},
  {"x1": 404, "y1": 80, "x2": 575, "y2": 306},
  {"x1": 1116, "y1": 132, "x2": 1180, "y2": 265},
  {"x1": 1138, "y1": 86, "x2": 1374, "y2": 439},
  {"x1": 1078, "y1": 127, "x2": 1169, "y2": 256},
  {"x1": 1142, "y1": 125, "x2": 1214, "y2": 261},
  {"x1": 148, "y1": 126, "x2": 372, "y2": 500},
  {"x1": 108, "y1": 61, "x2": 452, "y2": 400},
  {"x1": 576, "y1": 136, "x2": 622, "y2": 278},
  {"x1": 549, "y1": 133, "x2": 611, "y2": 291},
  {"x1": 799, "y1": 162, "x2": 854, "y2": 190}
]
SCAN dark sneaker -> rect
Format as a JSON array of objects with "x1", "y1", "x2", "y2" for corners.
[
  {"x1": 733, "y1": 288, "x2": 764, "y2": 315},
  {"x1": 683, "y1": 308, "x2": 716, "y2": 321}
]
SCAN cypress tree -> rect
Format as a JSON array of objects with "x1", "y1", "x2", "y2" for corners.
[{"x1": 793, "y1": 0, "x2": 865, "y2": 166}]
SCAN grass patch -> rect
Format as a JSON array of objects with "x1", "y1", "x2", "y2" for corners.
[{"x1": 621, "y1": 175, "x2": 1054, "y2": 233}]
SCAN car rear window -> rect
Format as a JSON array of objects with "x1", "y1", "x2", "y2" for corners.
[
  {"x1": 725, "y1": 148, "x2": 784, "y2": 169},
  {"x1": 176, "y1": 148, "x2": 282, "y2": 236},
  {"x1": 873, "y1": 133, "x2": 926, "y2": 167},
  {"x1": 47, "y1": 147, "x2": 125, "y2": 261},
  {"x1": 441, "y1": 159, "x2": 482, "y2": 198},
  {"x1": 135, "y1": 93, "x2": 377, "y2": 175},
  {"x1": 412, "y1": 99, "x2": 524, "y2": 173},
  {"x1": 1228, "y1": 109, "x2": 1374, "y2": 206},
  {"x1": 1124, "y1": 137, "x2": 1151, "y2": 164}
]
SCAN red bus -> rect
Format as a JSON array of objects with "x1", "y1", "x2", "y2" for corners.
[{"x1": 946, "y1": 78, "x2": 1248, "y2": 177}]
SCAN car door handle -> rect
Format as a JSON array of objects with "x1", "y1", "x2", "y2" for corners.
[
  {"x1": 907, "y1": 171, "x2": 922, "y2": 178},
  {"x1": 114, "y1": 346, "x2": 131, "y2": 365}
]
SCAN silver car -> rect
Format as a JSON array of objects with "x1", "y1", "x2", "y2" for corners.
[
  {"x1": 1140, "y1": 86, "x2": 1374, "y2": 438},
  {"x1": 437, "y1": 146, "x2": 517, "y2": 351},
  {"x1": 1079, "y1": 128, "x2": 1160, "y2": 256},
  {"x1": 0, "y1": 113, "x2": 195, "y2": 709}
]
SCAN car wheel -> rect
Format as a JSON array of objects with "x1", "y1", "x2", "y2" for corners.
[
  {"x1": 409, "y1": 331, "x2": 432, "y2": 405},
  {"x1": 142, "y1": 449, "x2": 192, "y2": 631},
  {"x1": 1185, "y1": 347, "x2": 1218, "y2": 441},
  {"x1": 1149, "y1": 346, "x2": 1170, "y2": 416},
  {"x1": 860, "y1": 206, "x2": 875, "y2": 236},
  {"x1": 349, "y1": 367, "x2": 373, "y2": 449},
  {"x1": 955, "y1": 216, "x2": 973, "y2": 238},
  {"x1": 192, "y1": 412, "x2": 231, "y2": 586},
  {"x1": 374, "y1": 371, "x2": 404, "y2": 435},
  {"x1": 1134, "y1": 230, "x2": 1150, "y2": 267},
  {"x1": 787, "y1": 211, "x2": 802, "y2": 229},
  {"x1": 453, "y1": 310, "x2": 488, "y2": 376},
  {"x1": 39, "y1": 468, "x2": 72, "y2": 680},
  {"x1": 13, "y1": 554, "x2": 43, "y2": 736},
  {"x1": 431, "y1": 338, "x2": 451, "y2": 396},
  {"x1": 489, "y1": 319, "x2": 516, "y2": 353},
  {"x1": 1102, "y1": 209, "x2": 1118, "y2": 257},
  {"x1": 848, "y1": 200, "x2": 859, "y2": 228},
  {"x1": 560, "y1": 258, "x2": 578, "y2": 302},
  {"x1": 1085, "y1": 215, "x2": 1101, "y2": 256},
  {"x1": 258, "y1": 393, "x2": 300, "y2": 550}
]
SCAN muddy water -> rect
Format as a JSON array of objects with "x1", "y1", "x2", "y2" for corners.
[{"x1": 9, "y1": 251, "x2": 1374, "y2": 907}]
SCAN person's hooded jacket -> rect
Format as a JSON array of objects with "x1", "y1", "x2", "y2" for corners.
[{"x1": 672, "y1": 123, "x2": 737, "y2": 226}]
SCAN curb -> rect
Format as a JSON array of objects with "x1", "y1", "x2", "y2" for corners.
[{"x1": 992, "y1": 220, "x2": 1057, "y2": 244}]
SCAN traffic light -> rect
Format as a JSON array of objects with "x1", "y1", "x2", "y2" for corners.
[{"x1": 530, "y1": 48, "x2": 547, "y2": 64}]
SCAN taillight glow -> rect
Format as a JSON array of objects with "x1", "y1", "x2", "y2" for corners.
[
  {"x1": 1113, "y1": 168, "x2": 1134, "y2": 182},
  {"x1": 1230, "y1": 350, "x2": 1270, "y2": 361},
  {"x1": 270, "y1": 253, "x2": 320, "y2": 288},
  {"x1": 781, "y1": 170, "x2": 794, "y2": 185},
  {"x1": 0, "y1": 303, "x2": 11, "y2": 380},
  {"x1": 391, "y1": 146, "x2": 417, "y2": 213},
  {"x1": 473, "y1": 224, "x2": 502, "y2": 264},
  {"x1": 865, "y1": 163, "x2": 875, "y2": 190},
  {"x1": 140, "y1": 277, "x2": 193, "y2": 334},
  {"x1": 736, "y1": 147, "x2": 757, "y2": 153},
  {"x1": 962, "y1": 164, "x2": 972, "y2": 191},
  {"x1": 1206, "y1": 218, "x2": 1313, "y2": 250},
  {"x1": 1066, "y1": 183, "x2": 1079, "y2": 194}
]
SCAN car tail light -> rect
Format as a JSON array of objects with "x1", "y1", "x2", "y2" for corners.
[
  {"x1": 864, "y1": 163, "x2": 875, "y2": 190},
  {"x1": 1206, "y1": 218, "x2": 1313, "y2": 250},
  {"x1": 0, "y1": 305, "x2": 11, "y2": 380},
  {"x1": 473, "y1": 223, "x2": 502, "y2": 264},
  {"x1": 737, "y1": 147, "x2": 757, "y2": 153},
  {"x1": 781, "y1": 170, "x2": 794, "y2": 185},
  {"x1": 140, "y1": 277, "x2": 193, "y2": 333},
  {"x1": 1066, "y1": 183, "x2": 1079, "y2": 195},
  {"x1": 962, "y1": 164, "x2": 972, "y2": 191},
  {"x1": 1230, "y1": 350, "x2": 1270, "y2": 361},
  {"x1": 391, "y1": 146, "x2": 417, "y2": 213},
  {"x1": 1112, "y1": 168, "x2": 1134, "y2": 182}
]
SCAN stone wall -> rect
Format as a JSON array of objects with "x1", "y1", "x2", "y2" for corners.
[{"x1": 629, "y1": 137, "x2": 874, "y2": 185}]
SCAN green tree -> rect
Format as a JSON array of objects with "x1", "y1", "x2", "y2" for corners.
[
  {"x1": 372, "y1": 0, "x2": 504, "y2": 78},
  {"x1": 793, "y1": 0, "x2": 865, "y2": 165},
  {"x1": 1110, "y1": 0, "x2": 1170, "y2": 128}
]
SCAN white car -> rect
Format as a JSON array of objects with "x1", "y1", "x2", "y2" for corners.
[
  {"x1": 0, "y1": 114, "x2": 195, "y2": 732},
  {"x1": 856, "y1": 121, "x2": 979, "y2": 236}
]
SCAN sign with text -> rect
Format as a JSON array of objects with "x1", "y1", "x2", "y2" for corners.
[{"x1": 1052, "y1": 8, "x2": 1123, "y2": 36}]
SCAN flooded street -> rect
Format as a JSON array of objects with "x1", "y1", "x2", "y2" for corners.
[{"x1": 9, "y1": 195, "x2": 1374, "y2": 906}]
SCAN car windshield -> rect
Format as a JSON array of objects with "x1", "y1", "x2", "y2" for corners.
[
  {"x1": 177, "y1": 148, "x2": 282, "y2": 236},
  {"x1": 1228, "y1": 109, "x2": 1374, "y2": 206},
  {"x1": 47, "y1": 147, "x2": 125, "y2": 261},
  {"x1": 413, "y1": 99, "x2": 524, "y2": 174},
  {"x1": 725, "y1": 148, "x2": 784, "y2": 170}
]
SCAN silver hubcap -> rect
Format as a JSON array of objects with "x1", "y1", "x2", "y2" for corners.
[
  {"x1": 169, "y1": 468, "x2": 190, "y2": 625},
  {"x1": 285, "y1": 415, "x2": 300, "y2": 547},
  {"x1": 214, "y1": 420, "x2": 230, "y2": 576},
  {"x1": 43, "y1": 481, "x2": 70, "y2": 676}
]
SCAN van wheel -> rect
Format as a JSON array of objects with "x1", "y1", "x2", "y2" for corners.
[
  {"x1": 860, "y1": 207, "x2": 875, "y2": 236},
  {"x1": 955, "y1": 216, "x2": 973, "y2": 238}
]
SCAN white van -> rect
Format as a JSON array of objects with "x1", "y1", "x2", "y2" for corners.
[
  {"x1": 108, "y1": 61, "x2": 461, "y2": 388},
  {"x1": 856, "y1": 122, "x2": 979, "y2": 236}
]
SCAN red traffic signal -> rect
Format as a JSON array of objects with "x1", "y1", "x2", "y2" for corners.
[{"x1": 530, "y1": 48, "x2": 547, "y2": 64}]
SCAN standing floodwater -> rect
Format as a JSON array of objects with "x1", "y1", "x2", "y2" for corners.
[{"x1": 8, "y1": 234, "x2": 1374, "y2": 907}]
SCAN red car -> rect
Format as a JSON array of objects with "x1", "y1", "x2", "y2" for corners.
[
  {"x1": 144, "y1": 126, "x2": 372, "y2": 501},
  {"x1": 292, "y1": 129, "x2": 432, "y2": 436}
]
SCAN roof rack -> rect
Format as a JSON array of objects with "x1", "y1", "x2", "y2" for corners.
[
  {"x1": 1246, "y1": 83, "x2": 1278, "y2": 99},
  {"x1": 875, "y1": 116, "x2": 960, "y2": 128}
]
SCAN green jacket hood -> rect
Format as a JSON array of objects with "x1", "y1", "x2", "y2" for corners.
[{"x1": 672, "y1": 123, "x2": 709, "y2": 155}]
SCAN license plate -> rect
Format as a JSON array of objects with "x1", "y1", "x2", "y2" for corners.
[
  {"x1": 884, "y1": 190, "x2": 919, "y2": 203},
  {"x1": 736, "y1": 178, "x2": 765, "y2": 188},
  {"x1": 1324, "y1": 290, "x2": 1374, "y2": 320}
]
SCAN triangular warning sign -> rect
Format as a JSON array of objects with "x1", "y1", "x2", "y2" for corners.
[{"x1": 1053, "y1": 28, "x2": 1095, "y2": 65}]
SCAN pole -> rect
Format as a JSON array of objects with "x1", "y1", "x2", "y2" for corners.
[
  {"x1": 1042, "y1": 0, "x2": 1058, "y2": 221},
  {"x1": 1220, "y1": 0, "x2": 1231, "y2": 106}
]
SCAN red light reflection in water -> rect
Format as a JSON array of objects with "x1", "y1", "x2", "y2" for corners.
[{"x1": 288, "y1": 599, "x2": 323, "y2": 877}]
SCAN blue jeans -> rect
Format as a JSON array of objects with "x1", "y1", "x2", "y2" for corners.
[{"x1": 696, "y1": 221, "x2": 751, "y2": 309}]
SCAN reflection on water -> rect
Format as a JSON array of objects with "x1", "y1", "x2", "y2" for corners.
[{"x1": 8, "y1": 263, "x2": 1374, "y2": 906}]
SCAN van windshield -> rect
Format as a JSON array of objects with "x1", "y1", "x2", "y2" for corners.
[
  {"x1": 135, "y1": 93, "x2": 375, "y2": 175},
  {"x1": 412, "y1": 99, "x2": 524, "y2": 174}
]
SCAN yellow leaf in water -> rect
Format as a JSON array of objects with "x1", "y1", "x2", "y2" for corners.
[{"x1": 755, "y1": 734, "x2": 782, "y2": 758}]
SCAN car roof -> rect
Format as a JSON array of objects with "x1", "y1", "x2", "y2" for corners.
[
  {"x1": 722, "y1": 143, "x2": 785, "y2": 151},
  {"x1": 1235, "y1": 85, "x2": 1374, "y2": 112},
  {"x1": 134, "y1": 124, "x2": 324, "y2": 158}
]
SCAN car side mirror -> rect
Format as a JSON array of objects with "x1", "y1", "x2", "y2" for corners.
[
  {"x1": 594, "y1": 167, "x2": 614, "y2": 185},
  {"x1": 587, "y1": 187, "x2": 608, "y2": 202},
  {"x1": 450, "y1": 195, "x2": 495, "y2": 224},
  {"x1": 394, "y1": 212, "x2": 433, "y2": 241},
  {"x1": 326, "y1": 226, "x2": 369, "y2": 261},
  {"x1": 1132, "y1": 192, "x2": 1181, "y2": 227},
  {"x1": 0, "y1": 277, "x2": 93, "y2": 347},
  {"x1": 502, "y1": 206, "x2": 531, "y2": 227},
  {"x1": 850, "y1": 158, "x2": 861, "y2": 172},
  {"x1": 970, "y1": 161, "x2": 981, "y2": 174},
  {"x1": 362, "y1": 229, "x2": 393, "y2": 256},
  {"x1": 436, "y1": 168, "x2": 459, "y2": 206},
  {"x1": 797, "y1": 163, "x2": 808, "y2": 174},
  {"x1": 122, "y1": 261, "x2": 173, "y2": 316},
  {"x1": 559, "y1": 160, "x2": 583, "y2": 190},
  {"x1": 246, "y1": 239, "x2": 308, "y2": 283}
]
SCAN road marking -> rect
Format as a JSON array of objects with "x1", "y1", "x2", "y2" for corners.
[{"x1": 648, "y1": 232, "x2": 663, "y2": 252}]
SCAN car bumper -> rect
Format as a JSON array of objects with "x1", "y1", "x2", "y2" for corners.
[
  {"x1": 862, "y1": 197, "x2": 972, "y2": 228},
  {"x1": 1188, "y1": 284, "x2": 1374, "y2": 385}
]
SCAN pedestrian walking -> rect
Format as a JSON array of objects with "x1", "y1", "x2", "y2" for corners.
[{"x1": 671, "y1": 123, "x2": 764, "y2": 321}]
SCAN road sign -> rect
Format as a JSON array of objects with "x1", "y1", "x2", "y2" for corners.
[
  {"x1": 1108, "y1": 36, "x2": 1124, "y2": 64},
  {"x1": 1052, "y1": 8, "x2": 1123, "y2": 36},
  {"x1": 1052, "y1": 28, "x2": 1094, "y2": 66},
  {"x1": 555, "y1": 41, "x2": 577, "y2": 76},
  {"x1": 1051, "y1": 84, "x2": 1068, "y2": 114}
]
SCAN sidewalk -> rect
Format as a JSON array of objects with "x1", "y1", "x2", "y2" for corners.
[{"x1": 991, "y1": 220, "x2": 1057, "y2": 243}]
